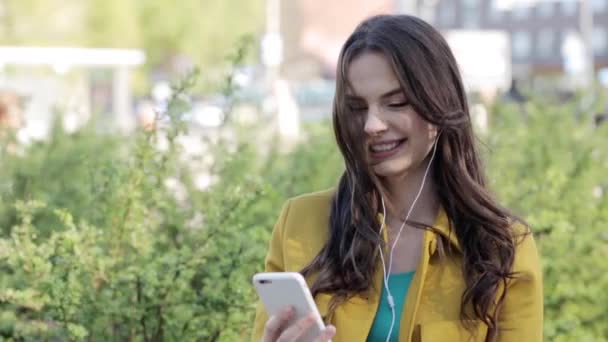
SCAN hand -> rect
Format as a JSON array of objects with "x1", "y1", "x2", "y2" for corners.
[{"x1": 262, "y1": 306, "x2": 336, "y2": 342}]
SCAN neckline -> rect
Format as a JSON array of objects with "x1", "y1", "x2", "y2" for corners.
[{"x1": 389, "y1": 270, "x2": 415, "y2": 277}]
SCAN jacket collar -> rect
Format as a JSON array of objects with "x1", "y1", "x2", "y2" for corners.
[
  {"x1": 431, "y1": 206, "x2": 462, "y2": 254},
  {"x1": 378, "y1": 206, "x2": 461, "y2": 254}
]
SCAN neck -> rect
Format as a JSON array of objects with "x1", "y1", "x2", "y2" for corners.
[{"x1": 380, "y1": 159, "x2": 440, "y2": 227}]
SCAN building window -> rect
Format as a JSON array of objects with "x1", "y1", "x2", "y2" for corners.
[
  {"x1": 537, "y1": 1, "x2": 555, "y2": 18},
  {"x1": 537, "y1": 28, "x2": 556, "y2": 58},
  {"x1": 462, "y1": 0, "x2": 480, "y2": 28},
  {"x1": 512, "y1": 31, "x2": 532, "y2": 59},
  {"x1": 593, "y1": 27, "x2": 608, "y2": 56},
  {"x1": 560, "y1": 0, "x2": 578, "y2": 16},
  {"x1": 438, "y1": 0, "x2": 456, "y2": 26},
  {"x1": 512, "y1": 3, "x2": 531, "y2": 20},
  {"x1": 592, "y1": 0, "x2": 607, "y2": 13}
]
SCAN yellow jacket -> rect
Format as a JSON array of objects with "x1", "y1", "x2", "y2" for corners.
[{"x1": 251, "y1": 189, "x2": 543, "y2": 341}]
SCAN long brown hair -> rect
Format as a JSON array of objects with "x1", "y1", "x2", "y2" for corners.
[{"x1": 301, "y1": 15, "x2": 521, "y2": 339}]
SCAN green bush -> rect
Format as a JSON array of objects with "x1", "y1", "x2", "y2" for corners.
[
  {"x1": 487, "y1": 100, "x2": 608, "y2": 341},
  {"x1": 0, "y1": 87, "x2": 606, "y2": 341},
  {"x1": 0, "y1": 75, "x2": 342, "y2": 341}
]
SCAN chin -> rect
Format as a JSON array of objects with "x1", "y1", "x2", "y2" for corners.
[{"x1": 372, "y1": 163, "x2": 409, "y2": 178}]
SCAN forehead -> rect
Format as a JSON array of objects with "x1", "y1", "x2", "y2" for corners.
[{"x1": 346, "y1": 51, "x2": 402, "y2": 99}]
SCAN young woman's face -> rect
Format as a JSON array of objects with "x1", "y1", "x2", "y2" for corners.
[{"x1": 346, "y1": 51, "x2": 438, "y2": 179}]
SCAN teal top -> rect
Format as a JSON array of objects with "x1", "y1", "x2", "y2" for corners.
[{"x1": 367, "y1": 271, "x2": 415, "y2": 342}]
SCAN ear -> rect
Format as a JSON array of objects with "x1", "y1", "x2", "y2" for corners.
[
  {"x1": 428, "y1": 124, "x2": 440, "y2": 141},
  {"x1": 435, "y1": 127, "x2": 444, "y2": 140}
]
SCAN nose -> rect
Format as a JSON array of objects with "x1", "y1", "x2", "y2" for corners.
[{"x1": 364, "y1": 107, "x2": 387, "y2": 136}]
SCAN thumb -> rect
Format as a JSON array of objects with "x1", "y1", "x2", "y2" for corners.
[{"x1": 318, "y1": 325, "x2": 336, "y2": 342}]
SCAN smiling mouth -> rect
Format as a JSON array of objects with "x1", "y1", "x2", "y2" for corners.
[{"x1": 369, "y1": 139, "x2": 407, "y2": 153}]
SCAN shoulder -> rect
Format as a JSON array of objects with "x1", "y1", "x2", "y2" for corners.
[
  {"x1": 510, "y1": 221, "x2": 539, "y2": 262},
  {"x1": 497, "y1": 223, "x2": 543, "y2": 338},
  {"x1": 283, "y1": 188, "x2": 335, "y2": 217},
  {"x1": 503, "y1": 220, "x2": 543, "y2": 311},
  {"x1": 509, "y1": 221, "x2": 541, "y2": 275},
  {"x1": 272, "y1": 188, "x2": 335, "y2": 263},
  {"x1": 279, "y1": 188, "x2": 335, "y2": 235}
]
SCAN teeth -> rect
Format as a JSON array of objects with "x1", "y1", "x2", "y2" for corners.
[{"x1": 371, "y1": 141, "x2": 399, "y2": 152}]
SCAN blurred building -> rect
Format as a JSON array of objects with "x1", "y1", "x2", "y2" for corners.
[
  {"x1": 430, "y1": 0, "x2": 608, "y2": 78},
  {"x1": 275, "y1": 0, "x2": 396, "y2": 123},
  {"x1": 279, "y1": 0, "x2": 396, "y2": 81},
  {"x1": 269, "y1": 0, "x2": 607, "y2": 124},
  {"x1": 0, "y1": 47, "x2": 146, "y2": 140},
  {"x1": 275, "y1": 0, "x2": 514, "y2": 117}
]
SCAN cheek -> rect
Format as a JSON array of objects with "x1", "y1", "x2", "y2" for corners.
[
  {"x1": 410, "y1": 120, "x2": 438, "y2": 154},
  {"x1": 387, "y1": 111, "x2": 414, "y2": 132},
  {"x1": 409, "y1": 113, "x2": 437, "y2": 139}
]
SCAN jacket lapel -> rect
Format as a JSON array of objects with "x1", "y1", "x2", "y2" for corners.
[{"x1": 429, "y1": 207, "x2": 461, "y2": 255}]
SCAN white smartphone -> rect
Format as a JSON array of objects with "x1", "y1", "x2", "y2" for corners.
[{"x1": 253, "y1": 272, "x2": 325, "y2": 340}]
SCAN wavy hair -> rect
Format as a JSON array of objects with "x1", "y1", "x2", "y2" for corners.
[{"x1": 301, "y1": 15, "x2": 522, "y2": 340}]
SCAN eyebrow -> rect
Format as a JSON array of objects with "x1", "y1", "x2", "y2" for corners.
[{"x1": 345, "y1": 87, "x2": 404, "y2": 100}]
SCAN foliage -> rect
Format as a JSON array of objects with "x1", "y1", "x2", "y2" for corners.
[
  {"x1": 486, "y1": 100, "x2": 608, "y2": 341},
  {"x1": 0, "y1": 74, "x2": 342, "y2": 341}
]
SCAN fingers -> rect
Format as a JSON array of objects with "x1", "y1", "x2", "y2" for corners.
[
  {"x1": 276, "y1": 313, "x2": 317, "y2": 342},
  {"x1": 317, "y1": 325, "x2": 336, "y2": 342},
  {"x1": 263, "y1": 306, "x2": 294, "y2": 342},
  {"x1": 264, "y1": 309, "x2": 337, "y2": 342}
]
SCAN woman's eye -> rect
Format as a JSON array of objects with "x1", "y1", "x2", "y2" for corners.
[{"x1": 388, "y1": 101, "x2": 409, "y2": 108}]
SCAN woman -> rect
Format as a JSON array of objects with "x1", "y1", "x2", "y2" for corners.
[{"x1": 251, "y1": 15, "x2": 542, "y2": 342}]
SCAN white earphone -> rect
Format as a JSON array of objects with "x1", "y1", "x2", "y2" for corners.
[{"x1": 377, "y1": 132, "x2": 441, "y2": 342}]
